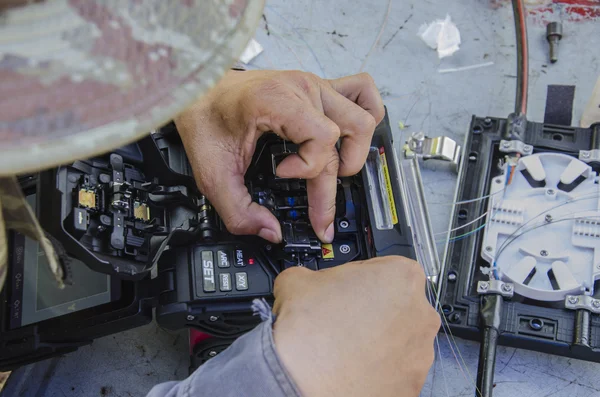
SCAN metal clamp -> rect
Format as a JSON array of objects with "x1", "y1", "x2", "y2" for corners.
[
  {"x1": 565, "y1": 295, "x2": 600, "y2": 313},
  {"x1": 499, "y1": 140, "x2": 533, "y2": 156},
  {"x1": 403, "y1": 132, "x2": 461, "y2": 168},
  {"x1": 579, "y1": 149, "x2": 600, "y2": 163},
  {"x1": 477, "y1": 280, "x2": 514, "y2": 298}
]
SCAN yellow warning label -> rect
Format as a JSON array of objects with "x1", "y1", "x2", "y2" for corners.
[
  {"x1": 322, "y1": 244, "x2": 334, "y2": 259},
  {"x1": 78, "y1": 189, "x2": 96, "y2": 208},
  {"x1": 379, "y1": 147, "x2": 398, "y2": 225}
]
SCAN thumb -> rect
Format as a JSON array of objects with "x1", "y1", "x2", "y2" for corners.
[{"x1": 204, "y1": 172, "x2": 282, "y2": 244}]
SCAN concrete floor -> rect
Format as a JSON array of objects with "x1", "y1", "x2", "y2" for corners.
[{"x1": 9, "y1": 0, "x2": 600, "y2": 396}]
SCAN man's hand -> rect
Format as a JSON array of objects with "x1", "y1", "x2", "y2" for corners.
[
  {"x1": 175, "y1": 70, "x2": 384, "y2": 243},
  {"x1": 272, "y1": 257, "x2": 440, "y2": 397}
]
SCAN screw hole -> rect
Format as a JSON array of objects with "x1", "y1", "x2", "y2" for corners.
[
  {"x1": 442, "y1": 305, "x2": 454, "y2": 315},
  {"x1": 552, "y1": 133, "x2": 563, "y2": 141},
  {"x1": 468, "y1": 152, "x2": 478, "y2": 162},
  {"x1": 458, "y1": 209, "x2": 468, "y2": 220},
  {"x1": 449, "y1": 313, "x2": 461, "y2": 324},
  {"x1": 448, "y1": 271, "x2": 458, "y2": 282},
  {"x1": 473, "y1": 125, "x2": 483, "y2": 134},
  {"x1": 529, "y1": 318, "x2": 544, "y2": 330}
]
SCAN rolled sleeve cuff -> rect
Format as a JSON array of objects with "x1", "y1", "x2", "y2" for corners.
[{"x1": 147, "y1": 304, "x2": 301, "y2": 397}]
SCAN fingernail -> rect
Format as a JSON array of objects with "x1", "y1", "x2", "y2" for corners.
[
  {"x1": 324, "y1": 222, "x2": 335, "y2": 243},
  {"x1": 258, "y1": 228, "x2": 280, "y2": 243}
]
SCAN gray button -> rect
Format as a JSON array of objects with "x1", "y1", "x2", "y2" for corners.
[
  {"x1": 220, "y1": 273, "x2": 232, "y2": 292},
  {"x1": 234, "y1": 249, "x2": 245, "y2": 267},
  {"x1": 202, "y1": 251, "x2": 216, "y2": 292},
  {"x1": 235, "y1": 272, "x2": 248, "y2": 291},
  {"x1": 217, "y1": 250, "x2": 230, "y2": 268}
]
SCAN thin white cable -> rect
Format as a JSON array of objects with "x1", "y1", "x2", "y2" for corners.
[
  {"x1": 428, "y1": 281, "x2": 482, "y2": 396},
  {"x1": 434, "y1": 211, "x2": 489, "y2": 236},
  {"x1": 426, "y1": 281, "x2": 452, "y2": 397},
  {"x1": 429, "y1": 188, "x2": 506, "y2": 206}
]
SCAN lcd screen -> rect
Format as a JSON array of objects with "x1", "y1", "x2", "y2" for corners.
[{"x1": 9, "y1": 194, "x2": 115, "y2": 329}]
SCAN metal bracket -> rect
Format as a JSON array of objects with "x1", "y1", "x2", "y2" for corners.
[
  {"x1": 579, "y1": 149, "x2": 600, "y2": 163},
  {"x1": 403, "y1": 132, "x2": 461, "y2": 169},
  {"x1": 499, "y1": 140, "x2": 533, "y2": 156},
  {"x1": 565, "y1": 295, "x2": 600, "y2": 313},
  {"x1": 477, "y1": 280, "x2": 514, "y2": 298}
]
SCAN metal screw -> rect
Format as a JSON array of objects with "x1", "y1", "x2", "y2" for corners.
[
  {"x1": 448, "y1": 272, "x2": 457, "y2": 282},
  {"x1": 485, "y1": 246, "x2": 493, "y2": 252},
  {"x1": 523, "y1": 145, "x2": 532, "y2": 152},
  {"x1": 208, "y1": 350, "x2": 218, "y2": 357},
  {"x1": 495, "y1": 178, "x2": 502, "y2": 184},
  {"x1": 479, "y1": 281, "x2": 489, "y2": 291},
  {"x1": 568, "y1": 296, "x2": 579, "y2": 304},
  {"x1": 339, "y1": 244, "x2": 351, "y2": 254},
  {"x1": 582, "y1": 151, "x2": 591, "y2": 159},
  {"x1": 502, "y1": 141, "x2": 511, "y2": 148},
  {"x1": 545, "y1": 214, "x2": 553, "y2": 222},
  {"x1": 483, "y1": 117, "x2": 493, "y2": 127},
  {"x1": 540, "y1": 250, "x2": 548, "y2": 257},
  {"x1": 593, "y1": 300, "x2": 600, "y2": 309},
  {"x1": 257, "y1": 174, "x2": 264, "y2": 181},
  {"x1": 546, "y1": 189, "x2": 555, "y2": 195},
  {"x1": 209, "y1": 316, "x2": 218, "y2": 322},
  {"x1": 546, "y1": 22, "x2": 563, "y2": 64},
  {"x1": 265, "y1": 245, "x2": 272, "y2": 251},
  {"x1": 186, "y1": 315, "x2": 195, "y2": 321},
  {"x1": 339, "y1": 220, "x2": 349, "y2": 229},
  {"x1": 502, "y1": 284, "x2": 513, "y2": 292}
]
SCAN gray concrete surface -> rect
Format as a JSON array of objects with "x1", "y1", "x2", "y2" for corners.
[{"x1": 13, "y1": 0, "x2": 600, "y2": 396}]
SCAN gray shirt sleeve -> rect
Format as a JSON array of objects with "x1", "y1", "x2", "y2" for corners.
[{"x1": 146, "y1": 300, "x2": 302, "y2": 397}]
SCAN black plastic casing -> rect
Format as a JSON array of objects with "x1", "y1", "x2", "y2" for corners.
[
  {"x1": 439, "y1": 116, "x2": 600, "y2": 362},
  {"x1": 0, "y1": 108, "x2": 416, "y2": 371},
  {"x1": 363, "y1": 114, "x2": 416, "y2": 259}
]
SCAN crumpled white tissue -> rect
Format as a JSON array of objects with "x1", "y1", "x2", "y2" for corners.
[
  {"x1": 239, "y1": 38, "x2": 263, "y2": 64},
  {"x1": 417, "y1": 15, "x2": 461, "y2": 59}
]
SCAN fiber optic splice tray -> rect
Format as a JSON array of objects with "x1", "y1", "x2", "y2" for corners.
[
  {"x1": 0, "y1": 108, "x2": 418, "y2": 371},
  {"x1": 440, "y1": 116, "x2": 600, "y2": 362}
]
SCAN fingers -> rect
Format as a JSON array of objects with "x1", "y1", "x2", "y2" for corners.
[
  {"x1": 206, "y1": 172, "x2": 283, "y2": 243},
  {"x1": 320, "y1": 83, "x2": 376, "y2": 176},
  {"x1": 327, "y1": 72, "x2": 385, "y2": 124},
  {"x1": 267, "y1": 104, "x2": 341, "y2": 180},
  {"x1": 307, "y1": 148, "x2": 339, "y2": 243}
]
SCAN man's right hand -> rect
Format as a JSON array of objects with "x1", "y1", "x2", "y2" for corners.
[{"x1": 272, "y1": 256, "x2": 440, "y2": 397}]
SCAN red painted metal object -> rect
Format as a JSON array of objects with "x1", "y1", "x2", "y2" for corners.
[{"x1": 189, "y1": 329, "x2": 213, "y2": 353}]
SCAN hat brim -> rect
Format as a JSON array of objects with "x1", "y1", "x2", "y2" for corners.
[{"x1": 0, "y1": 0, "x2": 265, "y2": 175}]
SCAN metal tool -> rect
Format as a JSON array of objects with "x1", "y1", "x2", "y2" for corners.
[
  {"x1": 403, "y1": 132, "x2": 461, "y2": 170},
  {"x1": 546, "y1": 22, "x2": 563, "y2": 64}
]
